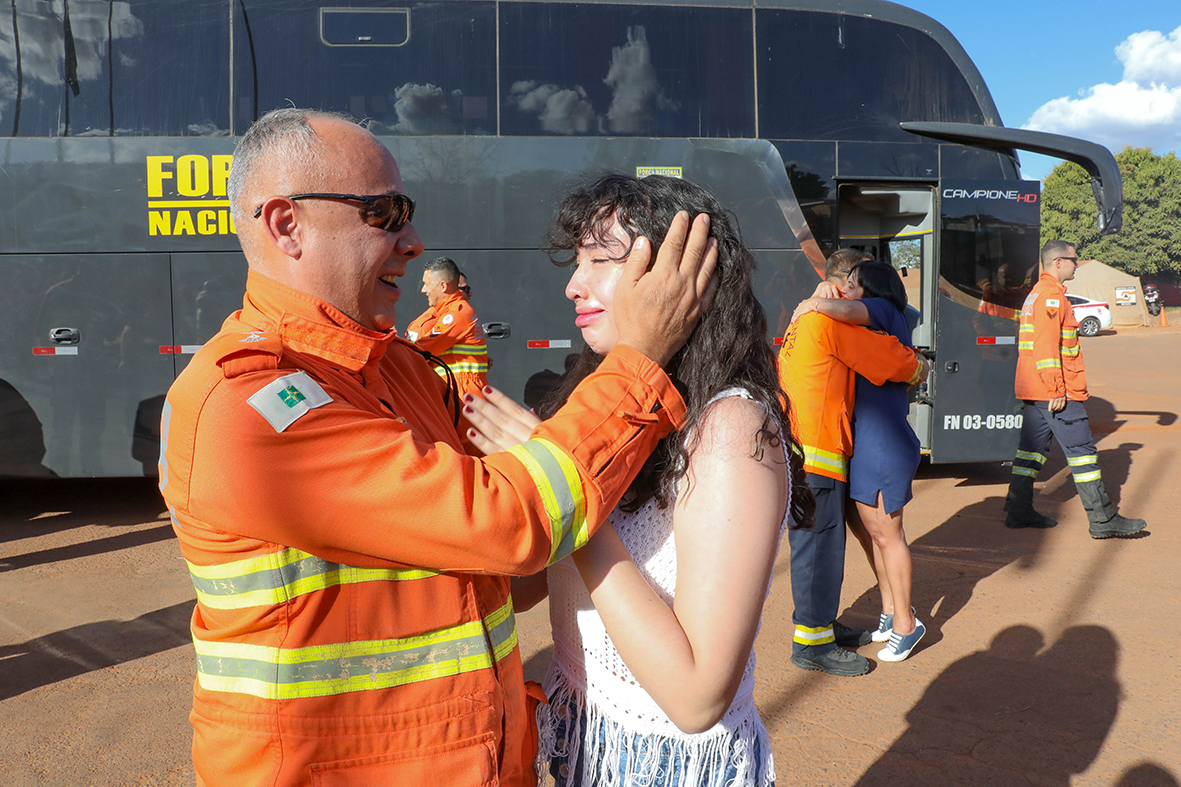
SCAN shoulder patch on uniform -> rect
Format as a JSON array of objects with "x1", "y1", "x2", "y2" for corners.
[
  {"x1": 247, "y1": 371, "x2": 332, "y2": 433},
  {"x1": 441, "y1": 313, "x2": 455, "y2": 326},
  {"x1": 213, "y1": 331, "x2": 283, "y2": 378}
]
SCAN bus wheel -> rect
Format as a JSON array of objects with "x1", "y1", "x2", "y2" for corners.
[{"x1": 1078, "y1": 317, "x2": 1101, "y2": 337}]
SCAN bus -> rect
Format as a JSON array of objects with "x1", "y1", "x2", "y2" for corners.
[{"x1": 0, "y1": 0, "x2": 1121, "y2": 478}]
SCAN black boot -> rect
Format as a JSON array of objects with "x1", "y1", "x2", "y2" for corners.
[
  {"x1": 1077, "y1": 478, "x2": 1147, "y2": 538},
  {"x1": 1004, "y1": 474, "x2": 1057, "y2": 529}
]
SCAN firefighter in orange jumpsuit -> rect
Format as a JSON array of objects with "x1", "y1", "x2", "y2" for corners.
[
  {"x1": 159, "y1": 108, "x2": 716, "y2": 787},
  {"x1": 408, "y1": 256, "x2": 489, "y2": 444},
  {"x1": 1004, "y1": 240, "x2": 1147, "y2": 538},
  {"x1": 778, "y1": 270, "x2": 928, "y2": 677}
]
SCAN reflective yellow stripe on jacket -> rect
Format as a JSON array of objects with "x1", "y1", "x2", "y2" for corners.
[
  {"x1": 434, "y1": 344, "x2": 489, "y2": 376},
  {"x1": 192, "y1": 596, "x2": 518, "y2": 700},
  {"x1": 802, "y1": 444, "x2": 849, "y2": 481},
  {"x1": 507, "y1": 437, "x2": 588, "y2": 564},
  {"x1": 187, "y1": 548, "x2": 438, "y2": 610}
]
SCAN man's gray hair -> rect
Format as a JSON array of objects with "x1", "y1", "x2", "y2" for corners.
[
  {"x1": 424, "y1": 256, "x2": 460, "y2": 284},
  {"x1": 227, "y1": 107, "x2": 359, "y2": 227}
]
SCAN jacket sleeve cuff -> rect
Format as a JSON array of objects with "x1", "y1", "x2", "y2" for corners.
[
  {"x1": 606, "y1": 344, "x2": 688, "y2": 429},
  {"x1": 527, "y1": 344, "x2": 687, "y2": 528}
]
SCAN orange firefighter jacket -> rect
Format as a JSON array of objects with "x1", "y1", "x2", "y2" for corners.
[
  {"x1": 403, "y1": 308, "x2": 436, "y2": 344},
  {"x1": 407, "y1": 291, "x2": 488, "y2": 396},
  {"x1": 1015, "y1": 272, "x2": 1088, "y2": 402},
  {"x1": 777, "y1": 312, "x2": 925, "y2": 481},
  {"x1": 160, "y1": 271, "x2": 686, "y2": 787}
]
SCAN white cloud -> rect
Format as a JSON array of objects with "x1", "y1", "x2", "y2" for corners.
[
  {"x1": 508, "y1": 81, "x2": 600, "y2": 135},
  {"x1": 603, "y1": 26, "x2": 678, "y2": 134},
  {"x1": 1116, "y1": 27, "x2": 1181, "y2": 85},
  {"x1": 392, "y1": 83, "x2": 459, "y2": 135},
  {"x1": 1023, "y1": 25, "x2": 1181, "y2": 155},
  {"x1": 508, "y1": 26, "x2": 677, "y2": 135}
]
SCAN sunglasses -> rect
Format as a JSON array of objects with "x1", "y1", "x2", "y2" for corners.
[
  {"x1": 253, "y1": 192, "x2": 416, "y2": 232},
  {"x1": 458, "y1": 285, "x2": 471, "y2": 294}
]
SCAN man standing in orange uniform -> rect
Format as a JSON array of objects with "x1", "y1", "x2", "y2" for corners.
[
  {"x1": 158, "y1": 108, "x2": 716, "y2": 787},
  {"x1": 778, "y1": 273, "x2": 928, "y2": 677},
  {"x1": 1004, "y1": 240, "x2": 1147, "y2": 539},
  {"x1": 409, "y1": 256, "x2": 489, "y2": 399}
]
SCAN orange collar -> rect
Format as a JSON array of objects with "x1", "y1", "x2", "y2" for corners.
[
  {"x1": 240, "y1": 270, "x2": 398, "y2": 373},
  {"x1": 431, "y1": 290, "x2": 466, "y2": 316}
]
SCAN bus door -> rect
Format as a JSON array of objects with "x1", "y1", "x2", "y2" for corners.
[
  {"x1": 929, "y1": 179, "x2": 1040, "y2": 462},
  {"x1": 836, "y1": 183, "x2": 937, "y2": 450},
  {"x1": 0, "y1": 253, "x2": 174, "y2": 477}
]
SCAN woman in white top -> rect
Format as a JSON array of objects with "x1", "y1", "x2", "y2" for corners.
[{"x1": 467, "y1": 173, "x2": 814, "y2": 787}]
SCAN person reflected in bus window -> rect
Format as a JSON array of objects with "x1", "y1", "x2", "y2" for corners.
[
  {"x1": 158, "y1": 107, "x2": 718, "y2": 787},
  {"x1": 457, "y1": 271, "x2": 472, "y2": 298},
  {"x1": 1005, "y1": 240, "x2": 1148, "y2": 539},
  {"x1": 779, "y1": 259, "x2": 929, "y2": 676},
  {"x1": 795, "y1": 261, "x2": 928, "y2": 661},
  {"x1": 467, "y1": 173, "x2": 812, "y2": 786}
]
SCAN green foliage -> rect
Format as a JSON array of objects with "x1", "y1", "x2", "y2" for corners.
[
  {"x1": 888, "y1": 238, "x2": 922, "y2": 269},
  {"x1": 1040, "y1": 147, "x2": 1181, "y2": 275}
]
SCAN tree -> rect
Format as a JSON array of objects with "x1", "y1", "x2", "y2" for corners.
[{"x1": 1039, "y1": 146, "x2": 1181, "y2": 275}]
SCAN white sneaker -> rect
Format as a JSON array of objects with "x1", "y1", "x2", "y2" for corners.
[
  {"x1": 872, "y1": 611, "x2": 892, "y2": 643},
  {"x1": 878, "y1": 619, "x2": 926, "y2": 662}
]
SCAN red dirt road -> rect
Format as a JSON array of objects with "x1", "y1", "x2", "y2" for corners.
[{"x1": 2, "y1": 324, "x2": 1178, "y2": 786}]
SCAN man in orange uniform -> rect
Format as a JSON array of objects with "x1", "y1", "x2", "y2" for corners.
[
  {"x1": 779, "y1": 272, "x2": 928, "y2": 677},
  {"x1": 409, "y1": 256, "x2": 489, "y2": 398},
  {"x1": 1004, "y1": 240, "x2": 1147, "y2": 539},
  {"x1": 158, "y1": 107, "x2": 716, "y2": 786}
]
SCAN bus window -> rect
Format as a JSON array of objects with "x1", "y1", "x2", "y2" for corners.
[
  {"x1": 941, "y1": 145, "x2": 1021, "y2": 180},
  {"x1": 499, "y1": 3, "x2": 753, "y2": 138},
  {"x1": 838, "y1": 141, "x2": 938, "y2": 180},
  {"x1": 1, "y1": 0, "x2": 229, "y2": 137},
  {"x1": 887, "y1": 237, "x2": 924, "y2": 324},
  {"x1": 757, "y1": 10, "x2": 985, "y2": 143},
  {"x1": 939, "y1": 182, "x2": 1041, "y2": 312},
  {"x1": 773, "y1": 141, "x2": 838, "y2": 256},
  {"x1": 837, "y1": 184, "x2": 934, "y2": 343},
  {"x1": 232, "y1": 1, "x2": 496, "y2": 135}
]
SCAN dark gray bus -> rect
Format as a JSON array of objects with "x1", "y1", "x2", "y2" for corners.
[{"x1": 0, "y1": 0, "x2": 1121, "y2": 477}]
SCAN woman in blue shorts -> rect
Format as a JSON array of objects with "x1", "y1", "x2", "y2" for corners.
[{"x1": 798, "y1": 260, "x2": 924, "y2": 661}]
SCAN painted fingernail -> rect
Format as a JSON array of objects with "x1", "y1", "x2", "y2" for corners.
[
  {"x1": 464, "y1": 393, "x2": 474, "y2": 403},
  {"x1": 463, "y1": 406, "x2": 473, "y2": 415},
  {"x1": 467, "y1": 429, "x2": 477, "y2": 438},
  {"x1": 483, "y1": 386, "x2": 493, "y2": 395}
]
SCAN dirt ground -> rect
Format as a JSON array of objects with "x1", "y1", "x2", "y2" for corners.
[{"x1": 2, "y1": 323, "x2": 1178, "y2": 787}]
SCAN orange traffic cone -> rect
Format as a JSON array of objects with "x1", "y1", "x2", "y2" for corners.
[{"x1": 1161, "y1": 307, "x2": 1170, "y2": 327}]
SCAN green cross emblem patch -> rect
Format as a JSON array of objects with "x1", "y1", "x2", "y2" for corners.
[{"x1": 278, "y1": 385, "x2": 307, "y2": 408}]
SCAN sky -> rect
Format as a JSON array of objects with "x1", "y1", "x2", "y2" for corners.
[{"x1": 895, "y1": 0, "x2": 1181, "y2": 181}]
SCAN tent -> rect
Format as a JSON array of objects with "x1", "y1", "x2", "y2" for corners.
[{"x1": 1066, "y1": 259, "x2": 1151, "y2": 327}]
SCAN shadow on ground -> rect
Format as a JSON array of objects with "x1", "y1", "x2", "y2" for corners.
[
  {"x1": 0, "y1": 601, "x2": 192, "y2": 700},
  {"x1": 0, "y1": 477, "x2": 167, "y2": 544},
  {"x1": 854, "y1": 624, "x2": 1129, "y2": 785}
]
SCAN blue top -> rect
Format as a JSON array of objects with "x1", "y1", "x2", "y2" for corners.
[{"x1": 848, "y1": 298, "x2": 922, "y2": 512}]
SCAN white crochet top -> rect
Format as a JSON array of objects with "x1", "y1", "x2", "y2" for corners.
[{"x1": 537, "y1": 388, "x2": 787, "y2": 787}]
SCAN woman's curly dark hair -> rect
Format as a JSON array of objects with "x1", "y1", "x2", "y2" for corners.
[{"x1": 536, "y1": 173, "x2": 815, "y2": 530}]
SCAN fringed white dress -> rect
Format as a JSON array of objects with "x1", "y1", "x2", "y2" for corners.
[{"x1": 536, "y1": 388, "x2": 787, "y2": 787}]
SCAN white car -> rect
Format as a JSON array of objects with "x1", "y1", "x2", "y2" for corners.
[{"x1": 1067, "y1": 294, "x2": 1113, "y2": 337}]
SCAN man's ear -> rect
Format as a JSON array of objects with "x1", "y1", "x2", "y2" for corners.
[{"x1": 257, "y1": 197, "x2": 302, "y2": 260}]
